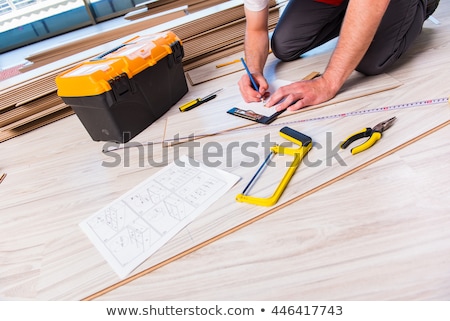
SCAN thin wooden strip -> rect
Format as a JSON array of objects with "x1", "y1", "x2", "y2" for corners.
[
  {"x1": 184, "y1": 37, "x2": 243, "y2": 61},
  {"x1": 1, "y1": 103, "x2": 68, "y2": 131},
  {"x1": 0, "y1": 173, "x2": 6, "y2": 184},
  {"x1": 182, "y1": 12, "x2": 278, "y2": 62},
  {"x1": 26, "y1": 8, "x2": 181, "y2": 63},
  {"x1": 0, "y1": 1, "x2": 281, "y2": 139},
  {"x1": 81, "y1": 119, "x2": 450, "y2": 301}
]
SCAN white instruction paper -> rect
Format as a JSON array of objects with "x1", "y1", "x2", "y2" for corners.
[{"x1": 80, "y1": 155, "x2": 240, "y2": 278}]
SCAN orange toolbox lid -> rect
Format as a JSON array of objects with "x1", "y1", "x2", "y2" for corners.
[{"x1": 55, "y1": 31, "x2": 183, "y2": 97}]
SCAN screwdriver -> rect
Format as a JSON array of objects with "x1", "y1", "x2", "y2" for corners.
[{"x1": 178, "y1": 88, "x2": 223, "y2": 112}]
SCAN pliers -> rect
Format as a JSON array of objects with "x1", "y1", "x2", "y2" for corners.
[{"x1": 341, "y1": 117, "x2": 397, "y2": 155}]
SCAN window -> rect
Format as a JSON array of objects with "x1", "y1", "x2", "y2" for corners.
[{"x1": 0, "y1": 0, "x2": 148, "y2": 53}]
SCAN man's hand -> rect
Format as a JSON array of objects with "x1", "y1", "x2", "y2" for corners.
[
  {"x1": 264, "y1": 75, "x2": 338, "y2": 111},
  {"x1": 238, "y1": 71, "x2": 270, "y2": 103}
]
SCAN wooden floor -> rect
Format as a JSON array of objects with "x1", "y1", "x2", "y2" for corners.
[{"x1": 1, "y1": 3, "x2": 449, "y2": 300}]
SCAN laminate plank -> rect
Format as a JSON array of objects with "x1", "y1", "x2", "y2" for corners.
[
  {"x1": 0, "y1": 94, "x2": 64, "y2": 127},
  {"x1": 183, "y1": 41, "x2": 245, "y2": 72},
  {"x1": 0, "y1": 107, "x2": 73, "y2": 143},
  {"x1": 1, "y1": 103, "x2": 68, "y2": 131}
]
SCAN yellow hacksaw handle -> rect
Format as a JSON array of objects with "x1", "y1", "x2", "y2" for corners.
[{"x1": 236, "y1": 134, "x2": 312, "y2": 207}]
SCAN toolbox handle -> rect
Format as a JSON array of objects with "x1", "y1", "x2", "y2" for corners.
[
  {"x1": 168, "y1": 41, "x2": 184, "y2": 67},
  {"x1": 91, "y1": 44, "x2": 128, "y2": 61}
]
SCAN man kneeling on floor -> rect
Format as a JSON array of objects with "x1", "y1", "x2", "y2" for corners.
[{"x1": 238, "y1": 0, "x2": 440, "y2": 111}]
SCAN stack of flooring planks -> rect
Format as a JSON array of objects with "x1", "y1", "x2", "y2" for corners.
[
  {"x1": 0, "y1": 68, "x2": 73, "y2": 143},
  {"x1": 0, "y1": 0, "x2": 286, "y2": 143}
]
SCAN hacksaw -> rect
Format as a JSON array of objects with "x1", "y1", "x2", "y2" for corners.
[{"x1": 236, "y1": 126, "x2": 312, "y2": 207}]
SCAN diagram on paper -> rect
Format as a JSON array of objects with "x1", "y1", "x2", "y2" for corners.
[{"x1": 80, "y1": 155, "x2": 240, "y2": 278}]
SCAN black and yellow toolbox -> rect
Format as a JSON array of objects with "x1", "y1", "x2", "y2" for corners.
[{"x1": 55, "y1": 31, "x2": 188, "y2": 143}]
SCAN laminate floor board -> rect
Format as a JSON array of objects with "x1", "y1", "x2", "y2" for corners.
[
  {"x1": 0, "y1": 3, "x2": 449, "y2": 301},
  {"x1": 96, "y1": 125, "x2": 450, "y2": 300}
]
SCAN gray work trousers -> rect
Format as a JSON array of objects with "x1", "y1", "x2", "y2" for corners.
[{"x1": 271, "y1": 0, "x2": 427, "y2": 75}]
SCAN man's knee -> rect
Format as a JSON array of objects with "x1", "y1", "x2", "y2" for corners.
[
  {"x1": 271, "y1": 45, "x2": 299, "y2": 62},
  {"x1": 271, "y1": 33, "x2": 306, "y2": 62},
  {"x1": 356, "y1": 54, "x2": 394, "y2": 76}
]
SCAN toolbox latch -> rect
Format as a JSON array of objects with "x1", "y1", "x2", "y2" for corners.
[
  {"x1": 108, "y1": 73, "x2": 133, "y2": 102},
  {"x1": 169, "y1": 41, "x2": 184, "y2": 67}
]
